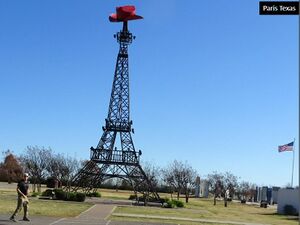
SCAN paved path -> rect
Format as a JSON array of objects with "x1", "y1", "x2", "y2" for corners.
[
  {"x1": 51, "y1": 204, "x2": 174, "y2": 225},
  {"x1": 0, "y1": 215, "x2": 60, "y2": 225},
  {"x1": 0, "y1": 201, "x2": 271, "y2": 225},
  {"x1": 0, "y1": 203, "x2": 175, "y2": 225}
]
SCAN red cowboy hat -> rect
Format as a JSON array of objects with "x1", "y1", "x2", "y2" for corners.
[{"x1": 109, "y1": 5, "x2": 143, "y2": 22}]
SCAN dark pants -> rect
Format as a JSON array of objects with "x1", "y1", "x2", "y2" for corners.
[{"x1": 11, "y1": 196, "x2": 28, "y2": 219}]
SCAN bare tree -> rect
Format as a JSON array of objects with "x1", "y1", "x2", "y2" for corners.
[
  {"x1": 64, "y1": 156, "x2": 80, "y2": 182},
  {"x1": 47, "y1": 153, "x2": 63, "y2": 181},
  {"x1": 162, "y1": 160, "x2": 197, "y2": 203},
  {"x1": 141, "y1": 161, "x2": 161, "y2": 189},
  {"x1": 223, "y1": 171, "x2": 239, "y2": 197},
  {"x1": 213, "y1": 180, "x2": 224, "y2": 205},
  {"x1": 207, "y1": 171, "x2": 238, "y2": 194},
  {"x1": 207, "y1": 171, "x2": 239, "y2": 207},
  {"x1": 47, "y1": 153, "x2": 80, "y2": 186},
  {"x1": 238, "y1": 181, "x2": 256, "y2": 202},
  {"x1": 207, "y1": 171, "x2": 224, "y2": 193},
  {"x1": 19, "y1": 146, "x2": 52, "y2": 192}
]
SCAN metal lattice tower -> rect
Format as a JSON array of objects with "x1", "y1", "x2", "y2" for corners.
[{"x1": 68, "y1": 16, "x2": 160, "y2": 202}]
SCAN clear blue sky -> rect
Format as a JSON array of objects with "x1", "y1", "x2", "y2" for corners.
[{"x1": 0, "y1": 1, "x2": 298, "y2": 187}]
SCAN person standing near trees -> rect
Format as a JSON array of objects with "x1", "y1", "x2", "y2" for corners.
[{"x1": 10, "y1": 173, "x2": 30, "y2": 222}]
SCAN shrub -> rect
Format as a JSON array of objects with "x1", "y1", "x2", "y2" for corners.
[
  {"x1": 93, "y1": 192, "x2": 101, "y2": 197},
  {"x1": 128, "y1": 194, "x2": 159, "y2": 203},
  {"x1": 160, "y1": 197, "x2": 169, "y2": 204},
  {"x1": 172, "y1": 199, "x2": 184, "y2": 207},
  {"x1": 75, "y1": 193, "x2": 86, "y2": 202},
  {"x1": 42, "y1": 188, "x2": 86, "y2": 202},
  {"x1": 129, "y1": 194, "x2": 138, "y2": 200},
  {"x1": 86, "y1": 192, "x2": 101, "y2": 198},
  {"x1": 163, "y1": 199, "x2": 175, "y2": 208},
  {"x1": 65, "y1": 192, "x2": 76, "y2": 201},
  {"x1": 284, "y1": 205, "x2": 297, "y2": 215},
  {"x1": 162, "y1": 198, "x2": 184, "y2": 208},
  {"x1": 54, "y1": 189, "x2": 66, "y2": 200},
  {"x1": 42, "y1": 189, "x2": 54, "y2": 197}
]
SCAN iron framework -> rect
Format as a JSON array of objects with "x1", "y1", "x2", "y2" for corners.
[{"x1": 68, "y1": 22, "x2": 160, "y2": 202}]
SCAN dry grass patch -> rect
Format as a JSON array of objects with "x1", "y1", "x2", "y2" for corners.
[
  {"x1": 111, "y1": 198, "x2": 298, "y2": 225},
  {"x1": 0, "y1": 189, "x2": 92, "y2": 217}
]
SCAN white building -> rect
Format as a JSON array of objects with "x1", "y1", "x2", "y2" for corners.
[
  {"x1": 195, "y1": 176, "x2": 200, "y2": 197},
  {"x1": 199, "y1": 180, "x2": 209, "y2": 198},
  {"x1": 277, "y1": 188, "x2": 299, "y2": 215}
]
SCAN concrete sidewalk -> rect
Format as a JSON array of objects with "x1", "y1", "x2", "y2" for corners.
[
  {"x1": 50, "y1": 204, "x2": 114, "y2": 225},
  {"x1": 0, "y1": 203, "x2": 175, "y2": 225},
  {"x1": 52, "y1": 204, "x2": 174, "y2": 225},
  {"x1": 0, "y1": 215, "x2": 60, "y2": 225}
]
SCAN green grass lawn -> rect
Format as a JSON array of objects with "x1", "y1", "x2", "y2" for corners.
[
  {"x1": 111, "y1": 198, "x2": 299, "y2": 225},
  {"x1": 0, "y1": 190, "x2": 92, "y2": 217},
  {"x1": 98, "y1": 189, "x2": 298, "y2": 225},
  {"x1": 112, "y1": 216, "x2": 234, "y2": 225},
  {"x1": 1, "y1": 184, "x2": 298, "y2": 225},
  {"x1": 100, "y1": 189, "x2": 134, "y2": 200}
]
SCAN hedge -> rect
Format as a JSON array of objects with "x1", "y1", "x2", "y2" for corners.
[{"x1": 41, "y1": 189, "x2": 86, "y2": 202}]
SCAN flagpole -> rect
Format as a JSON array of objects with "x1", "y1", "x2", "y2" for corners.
[{"x1": 291, "y1": 138, "x2": 295, "y2": 187}]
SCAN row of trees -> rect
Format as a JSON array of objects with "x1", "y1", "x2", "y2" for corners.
[
  {"x1": 0, "y1": 146, "x2": 256, "y2": 202},
  {"x1": 206, "y1": 171, "x2": 257, "y2": 206},
  {"x1": 144, "y1": 162, "x2": 256, "y2": 203},
  {"x1": 0, "y1": 146, "x2": 80, "y2": 192},
  {"x1": 21, "y1": 146, "x2": 80, "y2": 192}
]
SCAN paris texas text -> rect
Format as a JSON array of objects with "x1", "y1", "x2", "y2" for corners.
[{"x1": 262, "y1": 4, "x2": 297, "y2": 12}]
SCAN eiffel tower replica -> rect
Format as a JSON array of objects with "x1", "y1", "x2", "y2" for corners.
[{"x1": 68, "y1": 6, "x2": 160, "y2": 202}]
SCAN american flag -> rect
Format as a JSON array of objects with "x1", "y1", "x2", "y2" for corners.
[{"x1": 278, "y1": 142, "x2": 294, "y2": 152}]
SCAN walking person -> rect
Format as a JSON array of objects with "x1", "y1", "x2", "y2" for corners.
[{"x1": 10, "y1": 173, "x2": 30, "y2": 222}]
